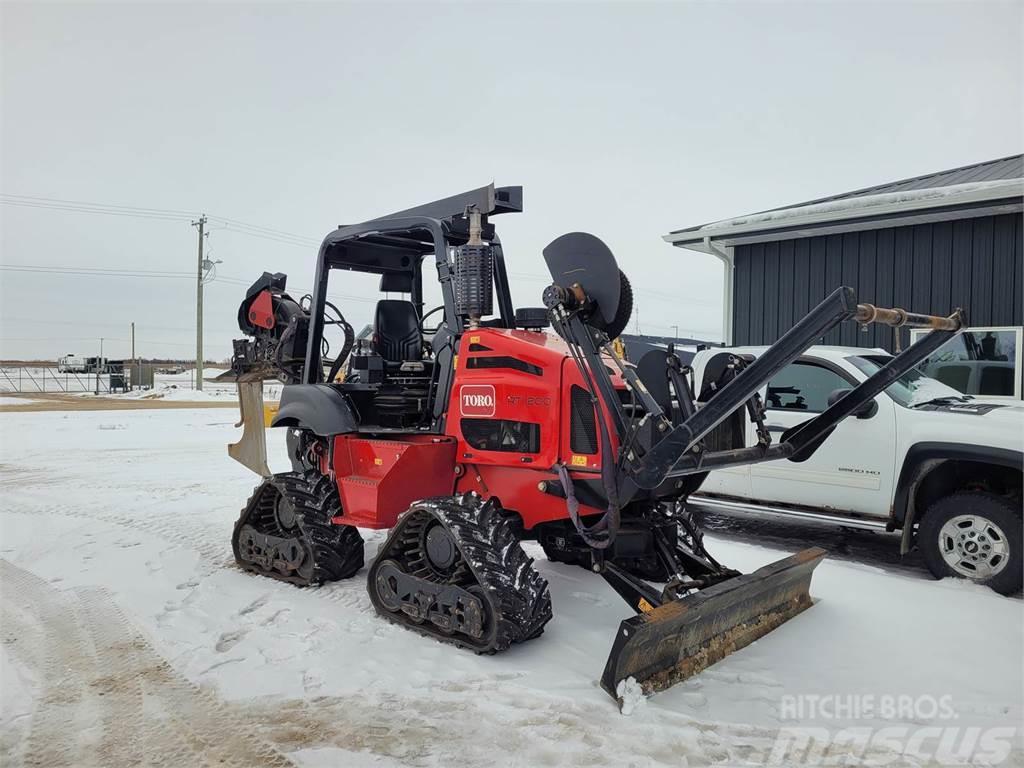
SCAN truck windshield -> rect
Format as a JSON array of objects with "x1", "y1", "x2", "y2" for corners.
[{"x1": 847, "y1": 355, "x2": 969, "y2": 408}]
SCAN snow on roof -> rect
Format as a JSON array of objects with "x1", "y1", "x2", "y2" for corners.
[
  {"x1": 754, "y1": 153, "x2": 1023, "y2": 213},
  {"x1": 665, "y1": 154, "x2": 1024, "y2": 248},
  {"x1": 675, "y1": 178, "x2": 1022, "y2": 242}
]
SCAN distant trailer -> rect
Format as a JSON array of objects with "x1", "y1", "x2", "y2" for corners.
[{"x1": 57, "y1": 354, "x2": 89, "y2": 373}]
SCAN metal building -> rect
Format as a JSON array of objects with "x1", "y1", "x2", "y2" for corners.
[{"x1": 664, "y1": 155, "x2": 1023, "y2": 397}]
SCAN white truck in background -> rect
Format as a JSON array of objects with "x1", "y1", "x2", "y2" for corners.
[
  {"x1": 57, "y1": 354, "x2": 89, "y2": 373},
  {"x1": 687, "y1": 345, "x2": 1023, "y2": 595},
  {"x1": 57, "y1": 355, "x2": 107, "y2": 373}
]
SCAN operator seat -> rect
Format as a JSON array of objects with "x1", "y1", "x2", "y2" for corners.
[
  {"x1": 374, "y1": 273, "x2": 423, "y2": 368},
  {"x1": 371, "y1": 272, "x2": 432, "y2": 426}
]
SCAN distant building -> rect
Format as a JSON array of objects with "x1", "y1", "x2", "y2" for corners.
[{"x1": 665, "y1": 155, "x2": 1023, "y2": 397}]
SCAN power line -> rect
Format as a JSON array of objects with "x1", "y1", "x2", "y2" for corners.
[
  {"x1": 1, "y1": 263, "x2": 192, "y2": 275},
  {"x1": 3, "y1": 192, "x2": 719, "y2": 331},
  {"x1": 0, "y1": 265, "x2": 195, "y2": 280},
  {"x1": 0, "y1": 336, "x2": 198, "y2": 348},
  {"x1": 1, "y1": 317, "x2": 239, "y2": 334},
  {"x1": 207, "y1": 216, "x2": 320, "y2": 245},
  {"x1": 0, "y1": 199, "x2": 193, "y2": 223},
  {"x1": 0, "y1": 265, "x2": 374, "y2": 308},
  {"x1": 0, "y1": 194, "x2": 199, "y2": 216},
  {"x1": 0, "y1": 194, "x2": 322, "y2": 248}
]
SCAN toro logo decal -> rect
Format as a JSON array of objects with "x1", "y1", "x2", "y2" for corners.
[{"x1": 460, "y1": 384, "x2": 496, "y2": 417}]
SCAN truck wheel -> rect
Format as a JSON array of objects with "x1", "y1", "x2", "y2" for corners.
[{"x1": 918, "y1": 492, "x2": 1022, "y2": 595}]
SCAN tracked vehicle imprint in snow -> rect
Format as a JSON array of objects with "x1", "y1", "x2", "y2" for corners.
[{"x1": 222, "y1": 183, "x2": 962, "y2": 707}]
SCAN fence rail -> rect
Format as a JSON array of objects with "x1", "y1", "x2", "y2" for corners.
[
  {"x1": 0, "y1": 366, "x2": 114, "y2": 394},
  {"x1": 0, "y1": 366, "x2": 202, "y2": 394}
]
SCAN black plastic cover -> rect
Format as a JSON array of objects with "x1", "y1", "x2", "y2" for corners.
[
  {"x1": 379, "y1": 272, "x2": 414, "y2": 293},
  {"x1": 514, "y1": 307, "x2": 550, "y2": 329},
  {"x1": 542, "y1": 233, "x2": 621, "y2": 326},
  {"x1": 272, "y1": 384, "x2": 359, "y2": 436}
]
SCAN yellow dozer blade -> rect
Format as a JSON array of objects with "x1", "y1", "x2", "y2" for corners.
[{"x1": 601, "y1": 547, "x2": 826, "y2": 706}]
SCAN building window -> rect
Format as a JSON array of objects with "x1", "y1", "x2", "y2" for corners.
[
  {"x1": 765, "y1": 362, "x2": 852, "y2": 413},
  {"x1": 909, "y1": 327, "x2": 1023, "y2": 400}
]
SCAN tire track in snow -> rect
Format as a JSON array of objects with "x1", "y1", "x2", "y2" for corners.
[
  {"x1": 1, "y1": 558, "x2": 752, "y2": 767},
  {"x1": 4, "y1": 498, "x2": 378, "y2": 611},
  {"x1": 1, "y1": 560, "x2": 297, "y2": 768},
  {"x1": 4, "y1": 560, "x2": 987, "y2": 768}
]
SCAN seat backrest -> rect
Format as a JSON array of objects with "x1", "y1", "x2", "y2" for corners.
[{"x1": 374, "y1": 300, "x2": 422, "y2": 363}]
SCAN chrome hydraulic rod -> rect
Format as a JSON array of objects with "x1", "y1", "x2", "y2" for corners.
[
  {"x1": 782, "y1": 310, "x2": 964, "y2": 461},
  {"x1": 855, "y1": 303, "x2": 962, "y2": 331}
]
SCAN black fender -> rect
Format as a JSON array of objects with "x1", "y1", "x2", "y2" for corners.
[
  {"x1": 272, "y1": 384, "x2": 358, "y2": 437},
  {"x1": 894, "y1": 442, "x2": 1023, "y2": 553}
]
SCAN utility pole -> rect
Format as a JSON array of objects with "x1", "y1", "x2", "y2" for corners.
[
  {"x1": 671, "y1": 324, "x2": 679, "y2": 341},
  {"x1": 131, "y1": 321, "x2": 136, "y2": 391},
  {"x1": 95, "y1": 337, "x2": 104, "y2": 395},
  {"x1": 192, "y1": 215, "x2": 207, "y2": 391}
]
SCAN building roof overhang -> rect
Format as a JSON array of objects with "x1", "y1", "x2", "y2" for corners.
[{"x1": 666, "y1": 178, "x2": 1023, "y2": 255}]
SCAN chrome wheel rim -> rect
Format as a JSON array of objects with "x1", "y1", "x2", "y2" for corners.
[{"x1": 938, "y1": 514, "x2": 1010, "y2": 580}]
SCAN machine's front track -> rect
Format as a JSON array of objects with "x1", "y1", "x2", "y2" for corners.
[
  {"x1": 367, "y1": 493, "x2": 552, "y2": 653},
  {"x1": 232, "y1": 471, "x2": 364, "y2": 586}
]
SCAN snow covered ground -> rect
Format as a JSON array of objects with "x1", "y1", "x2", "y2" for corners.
[{"x1": 0, "y1": 408, "x2": 1021, "y2": 767}]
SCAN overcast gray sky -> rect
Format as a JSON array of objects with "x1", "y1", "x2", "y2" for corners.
[{"x1": 2, "y1": 1, "x2": 1021, "y2": 362}]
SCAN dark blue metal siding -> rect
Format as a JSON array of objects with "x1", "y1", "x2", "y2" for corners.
[
  {"x1": 1014, "y1": 214, "x2": 1023, "y2": 327},
  {"x1": 731, "y1": 212, "x2": 1023, "y2": 352}
]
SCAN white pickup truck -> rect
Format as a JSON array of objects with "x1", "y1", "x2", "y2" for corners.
[{"x1": 688, "y1": 346, "x2": 1023, "y2": 595}]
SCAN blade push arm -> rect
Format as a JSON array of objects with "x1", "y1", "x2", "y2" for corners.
[{"x1": 625, "y1": 290, "x2": 962, "y2": 490}]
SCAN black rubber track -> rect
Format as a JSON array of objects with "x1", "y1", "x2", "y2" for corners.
[
  {"x1": 232, "y1": 471, "x2": 364, "y2": 586},
  {"x1": 367, "y1": 493, "x2": 552, "y2": 653}
]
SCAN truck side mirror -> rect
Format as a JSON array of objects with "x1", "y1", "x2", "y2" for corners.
[{"x1": 827, "y1": 388, "x2": 878, "y2": 419}]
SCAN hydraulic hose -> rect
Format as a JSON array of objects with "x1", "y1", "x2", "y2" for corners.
[
  {"x1": 326, "y1": 316, "x2": 355, "y2": 383},
  {"x1": 551, "y1": 309, "x2": 621, "y2": 549}
]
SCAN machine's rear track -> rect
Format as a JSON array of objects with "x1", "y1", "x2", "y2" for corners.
[
  {"x1": 232, "y1": 471, "x2": 364, "y2": 586},
  {"x1": 367, "y1": 493, "x2": 552, "y2": 653}
]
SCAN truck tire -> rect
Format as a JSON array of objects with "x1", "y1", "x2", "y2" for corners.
[{"x1": 918, "y1": 492, "x2": 1022, "y2": 595}]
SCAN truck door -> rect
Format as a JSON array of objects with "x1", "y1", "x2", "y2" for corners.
[{"x1": 749, "y1": 360, "x2": 896, "y2": 518}]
